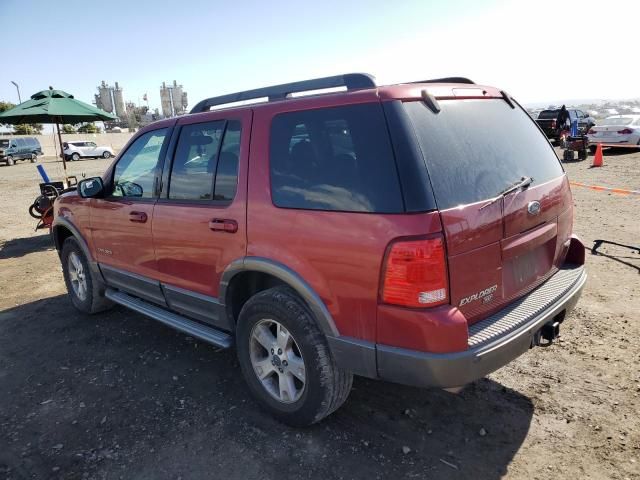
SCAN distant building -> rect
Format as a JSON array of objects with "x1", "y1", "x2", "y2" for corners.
[
  {"x1": 94, "y1": 81, "x2": 126, "y2": 120},
  {"x1": 160, "y1": 81, "x2": 188, "y2": 118}
]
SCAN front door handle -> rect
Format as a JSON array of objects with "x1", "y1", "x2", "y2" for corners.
[
  {"x1": 209, "y1": 218, "x2": 238, "y2": 233},
  {"x1": 129, "y1": 211, "x2": 148, "y2": 223}
]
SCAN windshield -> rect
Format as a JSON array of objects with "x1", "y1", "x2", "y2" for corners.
[
  {"x1": 602, "y1": 116, "x2": 634, "y2": 126},
  {"x1": 537, "y1": 110, "x2": 559, "y2": 119},
  {"x1": 404, "y1": 99, "x2": 564, "y2": 210},
  {"x1": 0, "y1": 140, "x2": 9, "y2": 148}
]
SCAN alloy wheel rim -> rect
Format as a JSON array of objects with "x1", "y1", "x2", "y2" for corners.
[
  {"x1": 249, "y1": 319, "x2": 306, "y2": 404},
  {"x1": 67, "y1": 251, "x2": 87, "y2": 301}
]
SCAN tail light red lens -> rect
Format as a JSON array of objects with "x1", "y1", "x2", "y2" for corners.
[
  {"x1": 618, "y1": 128, "x2": 633, "y2": 134},
  {"x1": 381, "y1": 236, "x2": 449, "y2": 308},
  {"x1": 587, "y1": 128, "x2": 596, "y2": 134}
]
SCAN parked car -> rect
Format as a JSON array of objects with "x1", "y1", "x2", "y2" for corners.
[
  {"x1": 52, "y1": 74, "x2": 586, "y2": 426},
  {"x1": 587, "y1": 115, "x2": 640, "y2": 152},
  {"x1": 0, "y1": 137, "x2": 41, "y2": 165},
  {"x1": 63, "y1": 141, "x2": 114, "y2": 161},
  {"x1": 536, "y1": 108, "x2": 595, "y2": 142}
]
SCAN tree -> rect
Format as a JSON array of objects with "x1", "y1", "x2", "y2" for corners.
[
  {"x1": 0, "y1": 101, "x2": 15, "y2": 114},
  {"x1": 13, "y1": 124, "x2": 43, "y2": 135},
  {"x1": 77, "y1": 123, "x2": 101, "y2": 134},
  {"x1": 62, "y1": 124, "x2": 76, "y2": 134}
]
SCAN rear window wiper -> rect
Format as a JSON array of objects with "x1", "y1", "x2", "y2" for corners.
[{"x1": 480, "y1": 176, "x2": 533, "y2": 210}]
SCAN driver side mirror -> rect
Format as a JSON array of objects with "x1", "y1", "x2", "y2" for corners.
[{"x1": 78, "y1": 177, "x2": 104, "y2": 198}]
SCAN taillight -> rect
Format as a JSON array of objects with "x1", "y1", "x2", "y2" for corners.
[
  {"x1": 381, "y1": 236, "x2": 449, "y2": 308},
  {"x1": 618, "y1": 128, "x2": 633, "y2": 134},
  {"x1": 551, "y1": 119, "x2": 557, "y2": 128},
  {"x1": 587, "y1": 128, "x2": 596, "y2": 135}
]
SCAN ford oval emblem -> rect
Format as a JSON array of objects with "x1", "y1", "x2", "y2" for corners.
[{"x1": 527, "y1": 201, "x2": 541, "y2": 215}]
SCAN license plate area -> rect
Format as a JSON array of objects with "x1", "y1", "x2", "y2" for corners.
[{"x1": 503, "y1": 242, "x2": 554, "y2": 297}]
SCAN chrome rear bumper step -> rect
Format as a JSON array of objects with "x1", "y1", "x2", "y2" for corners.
[{"x1": 105, "y1": 288, "x2": 232, "y2": 349}]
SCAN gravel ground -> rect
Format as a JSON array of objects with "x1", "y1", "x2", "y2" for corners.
[{"x1": 0, "y1": 150, "x2": 639, "y2": 480}]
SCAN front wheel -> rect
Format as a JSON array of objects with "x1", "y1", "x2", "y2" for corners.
[
  {"x1": 30, "y1": 153, "x2": 37, "y2": 163},
  {"x1": 71, "y1": 153, "x2": 80, "y2": 161},
  {"x1": 6, "y1": 155, "x2": 14, "y2": 166},
  {"x1": 236, "y1": 286, "x2": 352, "y2": 426},
  {"x1": 102, "y1": 151, "x2": 112, "y2": 159},
  {"x1": 61, "y1": 237, "x2": 112, "y2": 314}
]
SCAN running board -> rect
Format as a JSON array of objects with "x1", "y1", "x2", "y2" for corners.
[{"x1": 105, "y1": 288, "x2": 232, "y2": 349}]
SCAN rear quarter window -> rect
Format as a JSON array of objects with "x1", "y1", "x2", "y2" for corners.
[
  {"x1": 404, "y1": 99, "x2": 564, "y2": 210},
  {"x1": 270, "y1": 103, "x2": 403, "y2": 213}
]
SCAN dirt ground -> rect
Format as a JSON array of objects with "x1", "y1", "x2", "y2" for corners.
[{"x1": 0, "y1": 150, "x2": 639, "y2": 480}]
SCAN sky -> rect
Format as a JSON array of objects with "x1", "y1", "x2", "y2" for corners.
[{"x1": 1, "y1": 0, "x2": 638, "y2": 115}]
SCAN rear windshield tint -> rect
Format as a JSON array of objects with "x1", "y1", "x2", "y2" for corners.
[
  {"x1": 538, "y1": 110, "x2": 559, "y2": 119},
  {"x1": 270, "y1": 103, "x2": 403, "y2": 213},
  {"x1": 404, "y1": 99, "x2": 563, "y2": 210}
]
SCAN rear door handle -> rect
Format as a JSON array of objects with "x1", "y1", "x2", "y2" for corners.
[
  {"x1": 209, "y1": 218, "x2": 238, "y2": 233},
  {"x1": 129, "y1": 211, "x2": 148, "y2": 223}
]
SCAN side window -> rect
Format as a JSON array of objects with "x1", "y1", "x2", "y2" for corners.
[
  {"x1": 15, "y1": 138, "x2": 26, "y2": 149},
  {"x1": 112, "y1": 128, "x2": 168, "y2": 198},
  {"x1": 169, "y1": 121, "x2": 225, "y2": 200},
  {"x1": 270, "y1": 103, "x2": 403, "y2": 213},
  {"x1": 89, "y1": 142, "x2": 97, "y2": 147},
  {"x1": 214, "y1": 121, "x2": 241, "y2": 201}
]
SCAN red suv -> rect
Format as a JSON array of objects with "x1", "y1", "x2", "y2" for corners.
[{"x1": 52, "y1": 74, "x2": 586, "y2": 426}]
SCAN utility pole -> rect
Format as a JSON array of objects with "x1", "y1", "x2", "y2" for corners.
[{"x1": 10, "y1": 81, "x2": 22, "y2": 103}]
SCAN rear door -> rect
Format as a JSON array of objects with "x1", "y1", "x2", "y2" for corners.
[
  {"x1": 151, "y1": 110, "x2": 250, "y2": 330},
  {"x1": 404, "y1": 97, "x2": 570, "y2": 323}
]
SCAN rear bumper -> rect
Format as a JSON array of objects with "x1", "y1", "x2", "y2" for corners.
[
  {"x1": 329, "y1": 264, "x2": 586, "y2": 388},
  {"x1": 376, "y1": 264, "x2": 586, "y2": 388}
]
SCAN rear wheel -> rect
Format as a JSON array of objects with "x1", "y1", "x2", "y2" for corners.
[
  {"x1": 589, "y1": 145, "x2": 597, "y2": 154},
  {"x1": 236, "y1": 286, "x2": 352, "y2": 426},
  {"x1": 71, "y1": 152, "x2": 80, "y2": 161},
  {"x1": 6, "y1": 155, "x2": 14, "y2": 166},
  {"x1": 30, "y1": 153, "x2": 37, "y2": 163},
  {"x1": 61, "y1": 237, "x2": 112, "y2": 314},
  {"x1": 102, "y1": 151, "x2": 112, "y2": 159}
]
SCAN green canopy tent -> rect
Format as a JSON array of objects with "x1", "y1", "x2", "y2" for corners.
[{"x1": 0, "y1": 87, "x2": 117, "y2": 175}]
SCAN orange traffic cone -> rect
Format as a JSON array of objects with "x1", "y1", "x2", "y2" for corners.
[{"x1": 591, "y1": 143, "x2": 603, "y2": 167}]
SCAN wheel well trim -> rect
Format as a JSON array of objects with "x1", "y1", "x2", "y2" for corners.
[
  {"x1": 52, "y1": 216, "x2": 103, "y2": 280},
  {"x1": 220, "y1": 256, "x2": 339, "y2": 337}
]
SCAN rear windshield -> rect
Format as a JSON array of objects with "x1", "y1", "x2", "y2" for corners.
[
  {"x1": 404, "y1": 99, "x2": 563, "y2": 210},
  {"x1": 538, "y1": 110, "x2": 559, "y2": 119},
  {"x1": 602, "y1": 116, "x2": 634, "y2": 126}
]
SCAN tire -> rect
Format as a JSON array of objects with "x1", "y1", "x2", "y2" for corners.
[
  {"x1": 563, "y1": 150, "x2": 573, "y2": 161},
  {"x1": 61, "y1": 237, "x2": 112, "y2": 314},
  {"x1": 71, "y1": 153, "x2": 80, "y2": 161},
  {"x1": 102, "y1": 151, "x2": 112, "y2": 159},
  {"x1": 6, "y1": 155, "x2": 14, "y2": 166},
  {"x1": 236, "y1": 286, "x2": 353, "y2": 426},
  {"x1": 589, "y1": 145, "x2": 597, "y2": 154},
  {"x1": 30, "y1": 153, "x2": 37, "y2": 163}
]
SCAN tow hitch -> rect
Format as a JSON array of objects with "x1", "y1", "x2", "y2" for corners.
[{"x1": 532, "y1": 320, "x2": 561, "y2": 347}]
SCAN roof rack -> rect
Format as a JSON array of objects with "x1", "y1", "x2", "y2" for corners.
[
  {"x1": 410, "y1": 77, "x2": 475, "y2": 85},
  {"x1": 190, "y1": 73, "x2": 376, "y2": 113}
]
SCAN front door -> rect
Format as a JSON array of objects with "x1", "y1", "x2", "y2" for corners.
[
  {"x1": 151, "y1": 110, "x2": 251, "y2": 329},
  {"x1": 90, "y1": 126, "x2": 172, "y2": 305}
]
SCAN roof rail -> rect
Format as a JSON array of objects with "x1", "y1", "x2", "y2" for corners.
[
  {"x1": 190, "y1": 73, "x2": 376, "y2": 113},
  {"x1": 410, "y1": 77, "x2": 475, "y2": 85}
]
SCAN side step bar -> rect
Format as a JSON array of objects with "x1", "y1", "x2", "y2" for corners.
[{"x1": 105, "y1": 288, "x2": 233, "y2": 349}]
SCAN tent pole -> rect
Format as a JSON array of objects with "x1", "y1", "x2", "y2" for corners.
[{"x1": 56, "y1": 120, "x2": 67, "y2": 179}]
